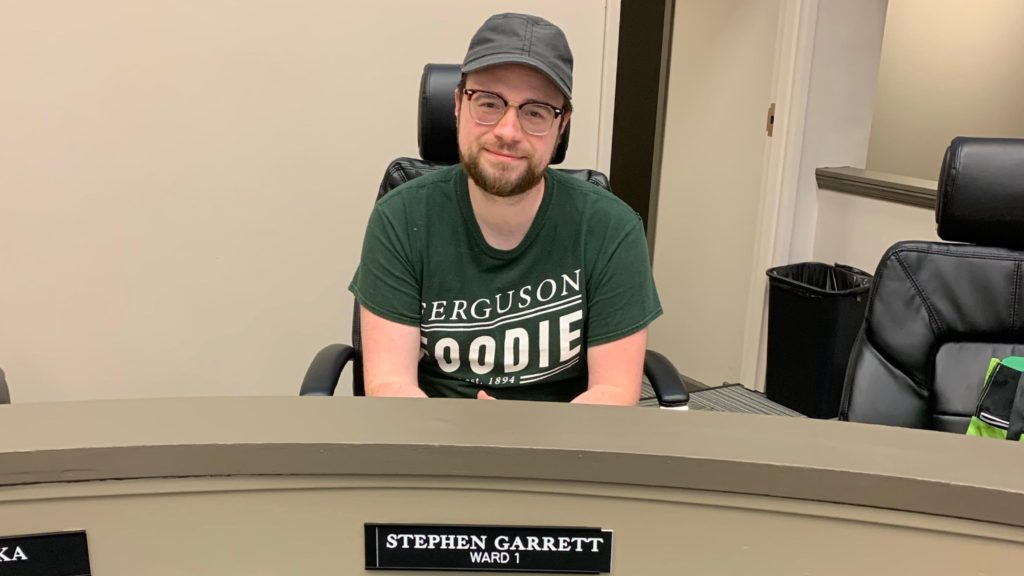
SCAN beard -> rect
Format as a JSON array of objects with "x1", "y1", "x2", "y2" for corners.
[{"x1": 460, "y1": 144, "x2": 546, "y2": 198}]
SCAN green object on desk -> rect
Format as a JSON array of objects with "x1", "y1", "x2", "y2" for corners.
[{"x1": 966, "y1": 356, "x2": 1024, "y2": 441}]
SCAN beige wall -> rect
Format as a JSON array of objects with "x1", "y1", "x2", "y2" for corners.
[
  {"x1": 814, "y1": 188, "x2": 939, "y2": 274},
  {"x1": 745, "y1": 0, "x2": 888, "y2": 391},
  {"x1": 784, "y1": 0, "x2": 888, "y2": 264},
  {"x1": 649, "y1": 0, "x2": 781, "y2": 387},
  {"x1": 867, "y1": 0, "x2": 1024, "y2": 180},
  {"x1": 0, "y1": 2, "x2": 612, "y2": 402}
]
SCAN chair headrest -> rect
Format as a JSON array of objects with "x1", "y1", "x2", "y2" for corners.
[
  {"x1": 937, "y1": 137, "x2": 1024, "y2": 249},
  {"x1": 417, "y1": 63, "x2": 569, "y2": 165}
]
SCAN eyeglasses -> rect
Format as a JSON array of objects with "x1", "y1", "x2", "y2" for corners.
[{"x1": 462, "y1": 88, "x2": 564, "y2": 136}]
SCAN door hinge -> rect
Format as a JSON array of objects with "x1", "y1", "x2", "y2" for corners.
[{"x1": 766, "y1": 102, "x2": 776, "y2": 137}]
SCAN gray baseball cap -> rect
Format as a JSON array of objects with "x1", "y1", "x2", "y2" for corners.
[{"x1": 462, "y1": 13, "x2": 573, "y2": 99}]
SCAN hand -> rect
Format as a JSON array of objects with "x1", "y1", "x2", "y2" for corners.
[{"x1": 476, "y1": 390, "x2": 496, "y2": 400}]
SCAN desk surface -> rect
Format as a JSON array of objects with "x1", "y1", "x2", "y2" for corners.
[
  {"x1": 1, "y1": 397, "x2": 1023, "y2": 575},
  {"x1": 1, "y1": 396, "x2": 1022, "y2": 527}
]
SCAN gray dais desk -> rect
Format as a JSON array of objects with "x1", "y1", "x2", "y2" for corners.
[{"x1": 0, "y1": 397, "x2": 1022, "y2": 574}]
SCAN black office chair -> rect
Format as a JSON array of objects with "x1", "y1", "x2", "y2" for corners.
[
  {"x1": 300, "y1": 63, "x2": 688, "y2": 408},
  {"x1": 840, "y1": 137, "x2": 1024, "y2": 432},
  {"x1": 0, "y1": 368, "x2": 10, "y2": 405},
  {"x1": 0, "y1": 364, "x2": 9, "y2": 401}
]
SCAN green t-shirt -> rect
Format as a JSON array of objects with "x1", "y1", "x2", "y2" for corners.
[{"x1": 350, "y1": 165, "x2": 662, "y2": 401}]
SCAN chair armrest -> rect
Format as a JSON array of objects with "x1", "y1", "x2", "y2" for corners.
[
  {"x1": 300, "y1": 344, "x2": 357, "y2": 396},
  {"x1": 644, "y1": 350, "x2": 689, "y2": 408}
]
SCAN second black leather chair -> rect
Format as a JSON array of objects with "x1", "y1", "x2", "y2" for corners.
[
  {"x1": 840, "y1": 137, "x2": 1024, "y2": 432},
  {"x1": 301, "y1": 64, "x2": 687, "y2": 408}
]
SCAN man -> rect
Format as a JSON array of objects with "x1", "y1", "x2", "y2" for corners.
[{"x1": 349, "y1": 13, "x2": 661, "y2": 404}]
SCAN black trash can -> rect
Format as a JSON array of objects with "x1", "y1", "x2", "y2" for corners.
[{"x1": 764, "y1": 262, "x2": 872, "y2": 419}]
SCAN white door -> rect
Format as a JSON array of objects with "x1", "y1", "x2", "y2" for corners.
[{"x1": 648, "y1": 0, "x2": 783, "y2": 387}]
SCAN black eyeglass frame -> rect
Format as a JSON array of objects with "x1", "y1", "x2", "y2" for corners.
[{"x1": 461, "y1": 88, "x2": 565, "y2": 136}]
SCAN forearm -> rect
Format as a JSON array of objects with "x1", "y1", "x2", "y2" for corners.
[
  {"x1": 359, "y1": 308, "x2": 426, "y2": 398},
  {"x1": 365, "y1": 379, "x2": 428, "y2": 398},
  {"x1": 572, "y1": 383, "x2": 639, "y2": 406},
  {"x1": 576, "y1": 330, "x2": 647, "y2": 406}
]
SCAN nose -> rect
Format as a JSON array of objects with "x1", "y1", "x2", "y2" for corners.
[{"x1": 490, "y1": 106, "x2": 525, "y2": 142}]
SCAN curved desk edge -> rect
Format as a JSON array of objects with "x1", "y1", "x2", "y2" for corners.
[{"x1": 1, "y1": 396, "x2": 1022, "y2": 527}]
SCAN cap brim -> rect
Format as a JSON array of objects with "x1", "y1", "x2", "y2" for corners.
[{"x1": 462, "y1": 53, "x2": 571, "y2": 100}]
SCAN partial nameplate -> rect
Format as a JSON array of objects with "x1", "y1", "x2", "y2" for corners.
[
  {"x1": 0, "y1": 531, "x2": 91, "y2": 576},
  {"x1": 365, "y1": 524, "x2": 612, "y2": 573}
]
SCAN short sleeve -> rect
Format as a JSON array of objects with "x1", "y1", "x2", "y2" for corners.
[
  {"x1": 348, "y1": 202, "x2": 422, "y2": 326},
  {"x1": 586, "y1": 217, "x2": 662, "y2": 345}
]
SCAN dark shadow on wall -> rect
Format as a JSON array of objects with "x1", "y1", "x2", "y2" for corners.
[{"x1": 610, "y1": 0, "x2": 675, "y2": 260}]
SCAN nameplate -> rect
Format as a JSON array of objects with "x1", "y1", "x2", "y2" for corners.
[
  {"x1": 365, "y1": 524, "x2": 612, "y2": 573},
  {"x1": 0, "y1": 531, "x2": 91, "y2": 576}
]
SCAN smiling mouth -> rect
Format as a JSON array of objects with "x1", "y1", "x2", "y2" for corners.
[{"x1": 485, "y1": 149, "x2": 523, "y2": 161}]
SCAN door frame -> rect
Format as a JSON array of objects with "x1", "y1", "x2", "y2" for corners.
[
  {"x1": 603, "y1": 0, "x2": 822, "y2": 390},
  {"x1": 740, "y1": 0, "x2": 820, "y2": 391}
]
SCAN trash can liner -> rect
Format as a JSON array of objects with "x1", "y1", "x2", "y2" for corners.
[{"x1": 766, "y1": 262, "x2": 872, "y2": 296}]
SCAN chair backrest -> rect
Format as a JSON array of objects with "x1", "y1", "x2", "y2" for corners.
[
  {"x1": 351, "y1": 63, "x2": 611, "y2": 396},
  {"x1": 840, "y1": 137, "x2": 1024, "y2": 432}
]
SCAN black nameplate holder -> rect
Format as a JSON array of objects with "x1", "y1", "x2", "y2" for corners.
[
  {"x1": 366, "y1": 524, "x2": 612, "y2": 573},
  {"x1": 0, "y1": 531, "x2": 91, "y2": 576}
]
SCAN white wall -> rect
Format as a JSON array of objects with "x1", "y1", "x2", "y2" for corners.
[
  {"x1": 651, "y1": 0, "x2": 889, "y2": 389},
  {"x1": 784, "y1": 0, "x2": 888, "y2": 264},
  {"x1": 649, "y1": 0, "x2": 782, "y2": 387},
  {"x1": 0, "y1": 1, "x2": 613, "y2": 402},
  {"x1": 741, "y1": 0, "x2": 889, "y2": 391},
  {"x1": 867, "y1": 0, "x2": 1024, "y2": 180},
  {"x1": 814, "y1": 189, "x2": 939, "y2": 273}
]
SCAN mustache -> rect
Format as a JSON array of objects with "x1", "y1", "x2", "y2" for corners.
[{"x1": 481, "y1": 140, "x2": 525, "y2": 156}]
